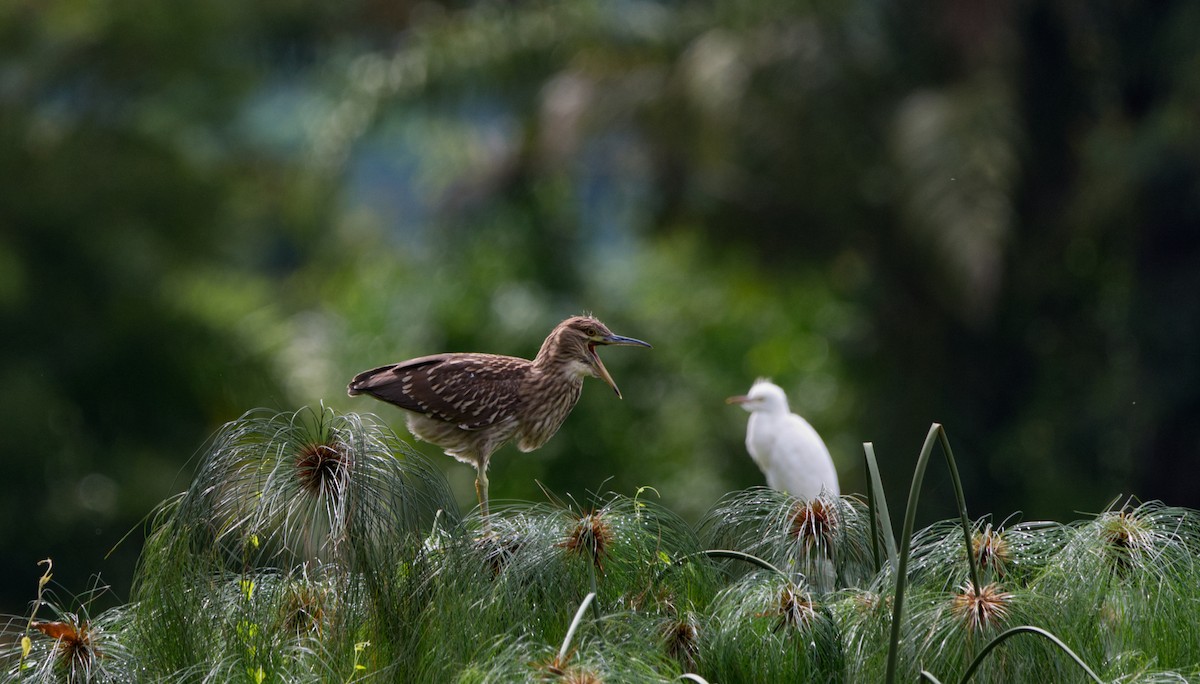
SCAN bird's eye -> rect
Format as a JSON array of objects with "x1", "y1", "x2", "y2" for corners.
[{"x1": 583, "y1": 326, "x2": 598, "y2": 337}]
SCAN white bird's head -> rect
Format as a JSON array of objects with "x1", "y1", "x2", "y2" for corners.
[{"x1": 726, "y1": 378, "x2": 790, "y2": 414}]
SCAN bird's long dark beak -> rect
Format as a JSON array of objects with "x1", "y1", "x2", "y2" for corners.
[
  {"x1": 591, "y1": 333, "x2": 651, "y2": 398},
  {"x1": 599, "y1": 334, "x2": 652, "y2": 349}
]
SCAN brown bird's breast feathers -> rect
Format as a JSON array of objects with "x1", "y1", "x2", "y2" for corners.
[{"x1": 348, "y1": 353, "x2": 529, "y2": 430}]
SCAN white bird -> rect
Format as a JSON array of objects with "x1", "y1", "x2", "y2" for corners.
[{"x1": 727, "y1": 378, "x2": 839, "y2": 499}]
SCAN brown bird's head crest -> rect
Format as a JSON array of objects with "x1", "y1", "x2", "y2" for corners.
[{"x1": 534, "y1": 316, "x2": 651, "y2": 398}]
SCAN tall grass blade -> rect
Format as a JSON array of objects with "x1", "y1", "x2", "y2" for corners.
[
  {"x1": 937, "y1": 427, "x2": 981, "y2": 593},
  {"x1": 864, "y1": 442, "x2": 898, "y2": 572},
  {"x1": 558, "y1": 592, "x2": 596, "y2": 662},
  {"x1": 885, "y1": 423, "x2": 979, "y2": 684}
]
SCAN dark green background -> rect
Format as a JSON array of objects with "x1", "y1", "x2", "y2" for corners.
[{"x1": 3, "y1": 0, "x2": 1198, "y2": 616}]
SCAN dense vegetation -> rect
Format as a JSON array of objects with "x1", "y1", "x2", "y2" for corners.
[{"x1": 5, "y1": 409, "x2": 1198, "y2": 682}]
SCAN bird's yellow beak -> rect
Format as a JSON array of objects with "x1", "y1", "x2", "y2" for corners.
[
  {"x1": 726, "y1": 395, "x2": 750, "y2": 405},
  {"x1": 589, "y1": 333, "x2": 651, "y2": 398}
]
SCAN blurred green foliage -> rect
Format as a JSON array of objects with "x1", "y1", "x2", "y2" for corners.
[{"x1": 2, "y1": 0, "x2": 1198, "y2": 615}]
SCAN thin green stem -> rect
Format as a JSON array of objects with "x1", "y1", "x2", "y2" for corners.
[
  {"x1": 19, "y1": 558, "x2": 54, "y2": 672},
  {"x1": 865, "y1": 447, "x2": 881, "y2": 573},
  {"x1": 586, "y1": 557, "x2": 602, "y2": 624},
  {"x1": 697, "y1": 549, "x2": 789, "y2": 580},
  {"x1": 558, "y1": 592, "x2": 596, "y2": 662},
  {"x1": 887, "y1": 423, "x2": 980, "y2": 684},
  {"x1": 885, "y1": 424, "x2": 940, "y2": 684},
  {"x1": 864, "y1": 442, "x2": 898, "y2": 572},
  {"x1": 938, "y1": 428, "x2": 981, "y2": 594},
  {"x1": 958, "y1": 626, "x2": 1105, "y2": 684}
]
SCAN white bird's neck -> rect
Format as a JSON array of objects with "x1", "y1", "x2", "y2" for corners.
[{"x1": 756, "y1": 402, "x2": 789, "y2": 416}]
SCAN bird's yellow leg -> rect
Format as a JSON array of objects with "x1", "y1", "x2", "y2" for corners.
[{"x1": 475, "y1": 465, "x2": 490, "y2": 520}]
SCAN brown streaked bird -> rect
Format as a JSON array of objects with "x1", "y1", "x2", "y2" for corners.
[{"x1": 347, "y1": 315, "x2": 651, "y2": 517}]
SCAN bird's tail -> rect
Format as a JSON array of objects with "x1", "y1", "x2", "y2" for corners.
[{"x1": 346, "y1": 364, "x2": 398, "y2": 397}]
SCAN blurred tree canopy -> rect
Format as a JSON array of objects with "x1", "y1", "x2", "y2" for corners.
[{"x1": 2, "y1": 0, "x2": 1198, "y2": 614}]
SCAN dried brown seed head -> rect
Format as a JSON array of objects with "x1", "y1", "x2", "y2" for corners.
[
  {"x1": 951, "y1": 581, "x2": 1013, "y2": 633},
  {"x1": 294, "y1": 441, "x2": 348, "y2": 499},
  {"x1": 662, "y1": 614, "x2": 700, "y2": 670},
  {"x1": 757, "y1": 583, "x2": 816, "y2": 633},
  {"x1": 789, "y1": 498, "x2": 838, "y2": 554},
  {"x1": 972, "y1": 525, "x2": 1011, "y2": 579},
  {"x1": 32, "y1": 619, "x2": 96, "y2": 672},
  {"x1": 558, "y1": 511, "x2": 614, "y2": 572}
]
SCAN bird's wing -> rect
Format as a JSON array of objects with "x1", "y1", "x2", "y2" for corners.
[
  {"x1": 348, "y1": 353, "x2": 528, "y2": 429},
  {"x1": 776, "y1": 414, "x2": 839, "y2": 498}
]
